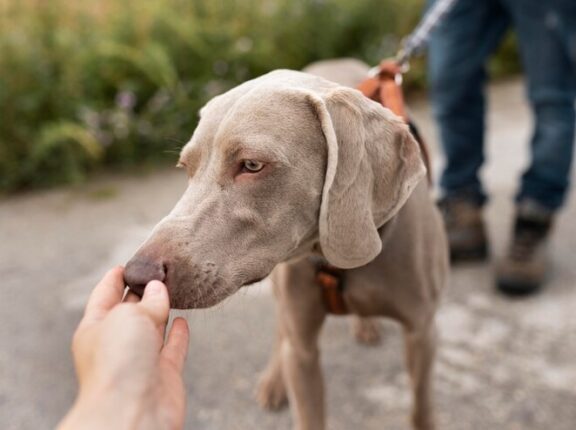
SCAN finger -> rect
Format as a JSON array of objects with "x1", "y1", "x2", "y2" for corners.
[
  {"x1": 122, "y1": 290, "x2": 141, "y2": 303},
  {"x1": 161, "y1": 318, "x2": 190, "y2": 372},
  {"x1": 84, "y1": 266, "x2": 125, "y2": 321},
  {"x1": 137, "y1": 280, "x2": 170, "y2": 327}
]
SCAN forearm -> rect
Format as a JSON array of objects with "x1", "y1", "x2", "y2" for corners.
[{"x1": 58, "y1": 383, "x2": 145, "y2": 430}]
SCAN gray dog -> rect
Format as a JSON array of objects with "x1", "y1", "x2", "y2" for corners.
[{"x1": 125, "y1": 61, "x2": 448, "y2": 430}]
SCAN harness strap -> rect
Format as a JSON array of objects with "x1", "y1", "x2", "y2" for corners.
[{"x1": 315, "y1": 262, "x2": 348, "y2": 315}]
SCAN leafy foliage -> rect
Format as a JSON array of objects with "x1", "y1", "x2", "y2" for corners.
[{"x1": 0, "y1": 0, "x2": 518, "y2": 192}]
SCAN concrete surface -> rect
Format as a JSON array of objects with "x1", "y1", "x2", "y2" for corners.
[{"x1": 1, "y1": 78, "x2": 576, "y2": 430}]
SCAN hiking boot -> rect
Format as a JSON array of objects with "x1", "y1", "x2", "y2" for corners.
[
  {"x1": 437, "y1": 196, "x2": 488, "y2": 262},
  {"x1": 496, "y1": 201, "x2": 553, "y2": 296}
]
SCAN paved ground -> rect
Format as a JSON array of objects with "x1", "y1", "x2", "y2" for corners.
[{"x1": 1, "y1": 78, "x2": 576, "y2": 430}]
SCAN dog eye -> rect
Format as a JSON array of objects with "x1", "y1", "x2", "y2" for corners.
[{"x1": 242, "y1": 160, "x2": 265, "y2": 173}]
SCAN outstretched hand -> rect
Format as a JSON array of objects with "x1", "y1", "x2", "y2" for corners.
[{"x1": 59, "y1": 266, "x2": 189, "y2": 430}]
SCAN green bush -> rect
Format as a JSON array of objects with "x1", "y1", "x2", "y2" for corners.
[{"x1": 0, "y1": 0, "x2": 518, "y2": 193}]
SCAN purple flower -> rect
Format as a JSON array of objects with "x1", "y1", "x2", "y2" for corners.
[{"x1": 115, "y1": 90, "x2": 137, "y2": 110}]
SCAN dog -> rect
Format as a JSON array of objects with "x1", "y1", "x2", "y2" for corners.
[{"x1": 124, "y1": 62, "x2": 448, "y2": 430}]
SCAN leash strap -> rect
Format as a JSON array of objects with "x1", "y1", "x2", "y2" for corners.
[
  {"x1": 358, "y1": 61, "x2": 408, "y2": 120},
  {"x1": 357, "y1": 60, "x2": 433, "y2": 184},
  {"x1": 396, "y1": 0, "x2": 459, "y2": 69}
]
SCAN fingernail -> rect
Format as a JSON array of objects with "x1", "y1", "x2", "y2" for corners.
[{"x1": 146, "y1": 280, "x2": 163, "y2": 296}]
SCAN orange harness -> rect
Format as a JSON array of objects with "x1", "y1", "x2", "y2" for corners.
[
  {"x1": 358, "y1": 60, "x2": 409, "y2": 119},
  {"x1": 316, "y1": 60, "x2": 432, "y2": 315},
  {"x1": 358, "y1": 60, "x2": 433, "y2": 184}
]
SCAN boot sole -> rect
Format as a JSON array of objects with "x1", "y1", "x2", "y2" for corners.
[{"x1": 496, "y1": 279, "x2": 541, "y2": 297}]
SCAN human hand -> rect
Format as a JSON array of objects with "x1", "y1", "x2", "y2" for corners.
[{"x1": 58, "y1": 266, "x2": 190, "y2": 430}]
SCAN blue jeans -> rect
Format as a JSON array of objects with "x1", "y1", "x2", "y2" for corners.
[{"x1": 428, "y1": 0, "x2": 576, "y2": 210}]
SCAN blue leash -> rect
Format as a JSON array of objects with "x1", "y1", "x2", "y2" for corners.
[{"x1": 395, "y1": 0, "x2": 459, "y2": 70}]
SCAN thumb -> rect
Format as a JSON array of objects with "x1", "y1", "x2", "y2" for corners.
[{"x1": 138, "y1": 280, "x2": 170, "y2": 328}]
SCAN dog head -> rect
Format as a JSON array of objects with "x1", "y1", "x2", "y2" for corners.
[{"x1": 124, "y1": 70, "x2": 425, "y2": 308}]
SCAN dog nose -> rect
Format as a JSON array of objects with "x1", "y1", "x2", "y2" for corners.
[{"x1": 124, "y1": 256, "x2": 167, "y2": 295}]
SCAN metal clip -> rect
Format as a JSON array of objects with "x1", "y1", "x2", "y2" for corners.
[
  {"x1": 395, "y1": 55, "x2": 411, "y2": 74},
  {"x1": 367, "y1": 66, "x2": 381, "y2": 78}
]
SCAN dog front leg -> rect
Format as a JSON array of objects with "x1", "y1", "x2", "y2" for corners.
[
  {"x1": 281, "y1": 334, "x2": 324, "y2": 430},
  {"x1": 277, "y1": 261, "x2": 327, "y2": 430}
]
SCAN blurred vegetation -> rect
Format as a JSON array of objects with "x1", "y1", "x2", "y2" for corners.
[{"x1": 0, "y1": 0, "x2": 519, "y2": 193}]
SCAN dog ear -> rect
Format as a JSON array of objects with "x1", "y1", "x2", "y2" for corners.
[{"x1": 309, "y1": 87, "x2": 426, "y2": 269}]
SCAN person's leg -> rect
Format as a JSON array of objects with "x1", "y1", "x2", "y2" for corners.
[
  {"x1": 511, "y1": 0, "x2": 576, "y2": 210},
  {"x1": 496, "y1": 0, "x2": 576, "y2": 295},
  {"x1": 428, "y1": 0, "x2": 510, "y2": 261},
  {"x1": 428, "y1": 0, "x2": 510, "y2": 203}
]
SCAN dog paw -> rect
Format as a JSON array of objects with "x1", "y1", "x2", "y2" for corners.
[
  {"x1": 352, "y1": 317, "x2": 381, "y2": 346},
  {"x1": 255, "y1": 370, "x2": 288, "y2": 411}
]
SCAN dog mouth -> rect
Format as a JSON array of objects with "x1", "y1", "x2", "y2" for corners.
[
  {"x1": 130, "y1": 277, "x2": 265, "y2": 293},
  {"x1": 126, "y1": 272, "x2": 267, "y2": 306},
  {"x1": 241, "y1": 276, "x2": 265, "y2": 287}
]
